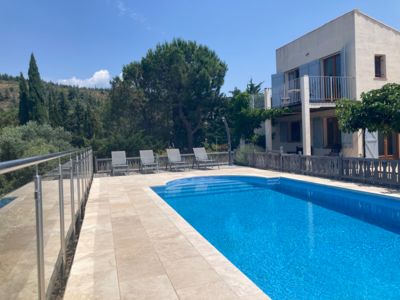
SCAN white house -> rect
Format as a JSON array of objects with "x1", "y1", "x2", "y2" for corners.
[{"x1": 266, "y1": 9, "x2": 400, "y2": 158}]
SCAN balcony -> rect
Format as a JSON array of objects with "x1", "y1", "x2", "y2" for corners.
[{"x1": 276, "y1": 76, "x2": 355, "y2": 107}]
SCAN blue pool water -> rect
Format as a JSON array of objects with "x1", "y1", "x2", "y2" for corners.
[
  {"x1": 0, "y1": 196, "x2": 16, "y2": 208},
  {"x1": 152, "y1": 176, "x2": 400, "y2": 299}
]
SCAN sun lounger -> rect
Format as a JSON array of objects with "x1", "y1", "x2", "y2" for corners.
[
  {"x1": 139, "y1": 150, "x2": 158, "y2": 172},
  {"x1": 111, "y1": 151, "x2": 129, "y2": 176},
  {"x1": 166, "y1": 149, "x2": 189, "y2": 171},
  {"x1": 193, "y1": 147, "x2": 219, "y2": 169}
]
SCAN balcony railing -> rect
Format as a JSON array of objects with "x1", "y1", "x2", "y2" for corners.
[
  {"x1": 309, "y1": 76, "x2": 354, "y2": 102},
  {"x1": 278, "y1": 78, "x2": 301, "y2": 106},
  {"x1": 275, "y1": 76, "x2": 354, "y2": 107}
]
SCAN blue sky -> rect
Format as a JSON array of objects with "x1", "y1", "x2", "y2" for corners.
[{"x1": 1, "y1": 0, "x2": 399, "y2": 93}]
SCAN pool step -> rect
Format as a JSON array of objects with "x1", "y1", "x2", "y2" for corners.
[
  {"x1": 164, "y1": 181, "x2": 254, "y2": 193},
  {"x1": 160, "y1": 183, "x2": 267, "y2": 199}
]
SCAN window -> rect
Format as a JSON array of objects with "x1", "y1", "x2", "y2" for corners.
[
  {"x1": 279, "y1": 121, "x2": 301, "y2": 142},
  {"x1": 280, "y1": 122, "x2": 288, "y2": 142},
  {"x1": 286, "y1": 68, "x2": 299, "y2": 89},
  {"x1": 285, "y1": 68, "x2": 300, "y2": 104},
  {"x1": 378, "y1": 131, "x2": 397, "y2": 157},
  {"x1": 290, "y1": 121, "x2": 301, "y2": 142},
  {"x1": 323, "y1": 54, "x2": 341, "y2": 77},
  {"x1": 375, "y1": 55, "x2": 386, "y2": 78},
  {"x1": 323, "y1": 54, "x2": 342, "y2": 99},
  {"x1": 326, "y1": 117, "x2": 341, "y2": 147}
]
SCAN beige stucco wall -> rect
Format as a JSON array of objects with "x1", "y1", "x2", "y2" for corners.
[
  {"x1": 354, "y1": 11, "x2": 400, "y2": 97},
  {"x1": 352, "y1": 12, "x2": 400, "y2": 157},
  {"x1": 276, "y1": 11, "x2": 356, "y2": 78}
]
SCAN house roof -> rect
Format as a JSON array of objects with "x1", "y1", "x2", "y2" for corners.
[
  {"x1": 277, "y1": 9, "x2": 400, "y2": 51},
  {"x1": 355, "y1": 9, "x2": 400, "y2": 36}
]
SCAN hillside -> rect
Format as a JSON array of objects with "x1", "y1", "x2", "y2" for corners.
[
  {"x1": 0, "y1": 73, "x2": 109, "y2": 111},
  {"x1": 0, "y1": 77, "x2": 19, "y2": 110}
]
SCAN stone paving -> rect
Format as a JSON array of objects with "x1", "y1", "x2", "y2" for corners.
[
  {"x1": 0, "y1": 174, "x2": 78, "y2": 299},
  {"x1": 62, "y1": 166, "x2": 400, "y2": 299}
]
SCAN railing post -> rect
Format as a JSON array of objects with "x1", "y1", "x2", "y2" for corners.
[
  {"x1": 80, "y1": 153, "x2": 84, "y2": 206},
  {"x1": 34, "y1": 172, "x2": 45, "y2": 300},
  {"x1": 264, "y1": 152, "x2": 267, "y2": 169},
  {"x1": 58, "y1": 158, "x2": 66, "y2": 270},
  {"x1": 86, "y1": 151, "x2": 89, "y2": 192},
  {"x1": 264, "y1": 88, "x2": 273, "y2": 151},
  {"x1": 301, "y1": 75, "x2": 311, "y2": 156},
  {"x1": 76, "y1": 155, "x2": 81, "y2": 219},
  {"x1": 90, "y1": 150, "x2": 93, "y2": 182},
  {"x1": 83, "y1": 152, "x2": 86, "y2": 199},
  {"x1": 82, "y1": 152, "x2": 86, "y2": 199},
  {"x1": 86, "y1": 151, "x2": 89, "y2": 185},
  {"x1": 70, "y1": 155, "x2": 75, "y2": 235},
  {"x1": 338, "y1": 154, "x2": 343, "y2": 180}
]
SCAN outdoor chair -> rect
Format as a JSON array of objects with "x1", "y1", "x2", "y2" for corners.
[
  {"x1": 166, "y1": 148, "x2": 188, "y2": 171},
  {"x1": 111, "y1": 151, "x2": 129, "y2": 176},
  {"x1": 193, "y1": 147, "x2": 219, "y2": 169},
  {"x1": 139, "y1": 150, "x2": 158, "y2": 173}
]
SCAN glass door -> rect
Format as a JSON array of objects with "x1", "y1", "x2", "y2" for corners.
[
  {"x1": 323, "y1": 54, "x2": 341, "y2": 100},
  {"x1": 378, "y1": 131, "x2": 399, "y2": 159}
]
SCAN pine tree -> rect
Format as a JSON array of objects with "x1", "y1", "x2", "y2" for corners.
[
  {"x1": 18, "y1": 73, "x2": 30, "y2": 124},
  {"x1": 57, "y1": 91, "x2": 69, "y2": 127},
  {"x1": 48, "y1": 87, "x2": 61, "y2": 127},
  {"x1": 28, "y1": 53, "x2": 48, "y2": 124}
]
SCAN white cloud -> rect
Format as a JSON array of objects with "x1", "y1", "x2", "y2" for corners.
[
  {"x1": 116, "y1": 1, "x2": 148, "y2": 28},
  {"x1": 57, "y1": 70, "x2": 111, "y2": 88},
  {"x1": 116, "y1": 1, "x2": 127, "y2": 15}
]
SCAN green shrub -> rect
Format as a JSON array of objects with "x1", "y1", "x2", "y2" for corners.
[
  {"x1": 0, "y1": 122, "x2": 73, "y2": 197},
  {"x1": 0, "y1": 121, "x2": 72, "y2": 161}
]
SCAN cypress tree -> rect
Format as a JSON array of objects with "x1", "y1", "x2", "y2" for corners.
[
  {"x1": 28, "y1": 53, "x2": 48, "y2": 124},
  {"x1": 18, "y1": 73, "x2": 30, "y2": 124}
]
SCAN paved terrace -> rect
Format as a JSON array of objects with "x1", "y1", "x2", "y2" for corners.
[
  {"x1": 1, "y1": 175, "x2": 77, "y2": 299},
  {"x1": 63, "y1": 166, "x2": 400, "y2": 299}
]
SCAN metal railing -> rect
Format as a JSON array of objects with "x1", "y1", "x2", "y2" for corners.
[
  {"x1": 309, "y1": 76, "x2": 354, "y2": 102},
  {"x1": 250, "y1": 94, "x2": 266, "y2": 109},
  {"x1": 0, "y1": 148, "x2": 93, "y2": 299},
  {"x1": 242, "y1": 151, "x2": 400, "y2": 187},
  {"x1": 95, "y1": 151, "x2": 230, "y2": 173},
  {"x1": 274, "y1": 76, "x2": 354, "y2": 106},
  {"x1": 280, "y1": 78, "x2": 301, "y2": 106}
]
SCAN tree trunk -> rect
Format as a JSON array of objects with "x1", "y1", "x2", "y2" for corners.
[
  {"x1": 179, "y1": 103, "x2": 193, "y2": 150},
  {"x1": 178, "y1": 102, "x2": 202, "y2": 150},
  {"x1": 186, "y1": 128, "x2": 194, "y2": 150}
]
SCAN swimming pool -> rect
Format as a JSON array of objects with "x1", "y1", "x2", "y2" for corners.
[
  {"x1": 0, "y1": 196, "x2": 16, "y2": 208},
  {"x1": 152, "y1": 176, "x2": 400, "y2": 299}
]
